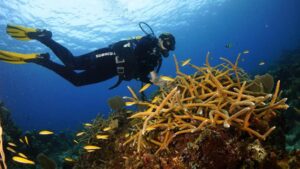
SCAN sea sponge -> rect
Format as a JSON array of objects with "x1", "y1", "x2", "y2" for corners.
[
  {"x1": 107, "y1": 96, "x2": 126, "y2": 111},
  {"x1": 247, "y1": 140, "x2": 267, "y2": 162},
  {"x1": 247, "y1": 73, "x2": 274, "y2": 93}
]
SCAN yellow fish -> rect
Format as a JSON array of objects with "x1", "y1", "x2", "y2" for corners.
[
  {"x1": 87, "y1": 150, "x2": 95, "y2": 153},
  {"x1": 139, "y1": 83, "x2": 151, "y2": 93},
  {"x1": 39, "y1": 130, "x2": 54, "y2": 135},
  {"x1": 125, "y1": 133, "x2": 130, "y2": 138},
  {"x1": 83, "y1": 145, "x2": 101, "y2": 150},
  {"x1": 96, "y1": 134, "x2": 109, "y2": 140},
  {"x1": 64, "y1": 157, "x2": 74, "y2": 162},
  {"x1": 73, "y1": 140, "x2": 79, "y2": 144},
  {"x1": 76, "y1": 132, "x2": 85, "y2": 137},
  {"x1": 25, "y1": 136, "x2": 29, "y2": 145},
  {"x1": 12, "y1": 156, "x2": 35, "y2": 165},
  {"x1": 19, "y1": 138, "x2": 24, "y2": 144},
  {"x1": 243, "y1": 50, "x2": 250, "y2": 54},
  {"x1": 103, "y1": 127, "x2": 112, "y2": 131},
  {"x1": 181, "y1": 58, "x2": 191, "y2": 66},
  {"x1": 146, "y1": 126, "x2": 156, "y2": 131},
  {"x1": 84, "y1": 123, "x2": 92, "y2": 127},
  {"x1": 259, "y1": 61, "x2": 265, "y2": 66},
  {"x1": 160, "y1": 76, "x2": 174, "y2": 82},
  {"x1": 152, "y1": 96, "x2": 161, "y2": 103},
  {"x1": 125, "y1": 102, "x2": 136, "y2": 106},
  {"x1": 8, "y1": 142, "x2": 17, "y2": 147},
  {"x1": 6, "y1": 147, "x2": 17, "y2": 153},
  {"x1": 18, "y1": 153, "x2": 28, "y2": 159}
]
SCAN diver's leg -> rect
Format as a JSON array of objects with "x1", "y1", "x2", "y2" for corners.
[
  {"x1": 38, "y1": 38, "x2": 115, "y2": 70},
  {"x1": 37, "y1": 38, "x2": 80, "y2": 69},
  {"x1": 69, "y1": 47, "x2": 117, "y2": 70},
  {"x1": 30, "y1": 59, "x2": 116, "y2": 86}
]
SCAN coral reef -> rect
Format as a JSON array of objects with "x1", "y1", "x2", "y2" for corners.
[
  {"x1": 73, "y1": 102, "x2": 132, "y2": 169},
  {"x1": 0, "y1": 102, "x2": 22, "y2": 142},
  {"x1": 73, "y1": 53, "x2": 295, "y2": 169},
  {"x1": 2, "y1": 50, "x2": 299, "y2": 168},
  {"x1": 0, "y1": 102, "x2": 73, "y2": 169},
  {"x1": 268, "y1": 47, "x2": 300, "y2": 151},
  {"x1": 0, "y1": 102, "x2": 23, "y2": 169}
]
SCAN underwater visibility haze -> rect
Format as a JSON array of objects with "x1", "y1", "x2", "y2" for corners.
[{"x1": 0, "y1": 0, "x2": 300, "y2": 168}]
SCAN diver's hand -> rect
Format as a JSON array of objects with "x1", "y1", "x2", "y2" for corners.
[{"x1": 150, "y1": 71, "x2": 159, "y2": 84}]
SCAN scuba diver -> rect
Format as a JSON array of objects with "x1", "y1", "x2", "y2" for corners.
[{"x1": 0, "y1": 23, "x2": 175, "y2": 89}]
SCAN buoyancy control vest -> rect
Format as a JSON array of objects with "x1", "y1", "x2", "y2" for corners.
[{"x1": 109, "y1": 35, "x2": 162, "y2": 89}]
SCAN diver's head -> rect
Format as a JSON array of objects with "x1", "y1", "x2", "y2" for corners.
[{"x1": 158, "y1": 33, "x2": 176, "y2": 57}]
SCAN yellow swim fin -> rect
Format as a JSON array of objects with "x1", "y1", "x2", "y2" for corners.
[
  {"x1": 0, "y1": 50, "x2": 40, "y2": 64},
  {"x1": 6, "y1": 24, "x2": 37, "y2": 41}
]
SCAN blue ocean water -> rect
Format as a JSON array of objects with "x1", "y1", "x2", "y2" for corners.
[{"x1": 0, "y1": 0, "x2": 299, "y2": 132}]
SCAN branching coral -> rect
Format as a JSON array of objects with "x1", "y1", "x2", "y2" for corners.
[
  {"x1": 123, "y1": 53, "x2": 289, "y2": 154},
  {"x1": 0, "y1": 122, "x2": 7, "y2": 169}
]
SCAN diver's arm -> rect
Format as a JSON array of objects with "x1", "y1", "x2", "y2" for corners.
[{"x1": 139, "y1": 76, "x2": 151, "y2": 83}]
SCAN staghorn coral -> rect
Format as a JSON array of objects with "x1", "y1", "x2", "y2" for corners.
[
  {"x1": 123, "y1": 52, "x2": 289, "y2": 155},
  {"x1": 0, "y1": 122, "x2": 7, "y2": 169}
]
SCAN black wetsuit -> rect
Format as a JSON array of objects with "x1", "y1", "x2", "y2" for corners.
[{"x1": 34, "y1": 35, "x2": 162, "y2": 89}]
